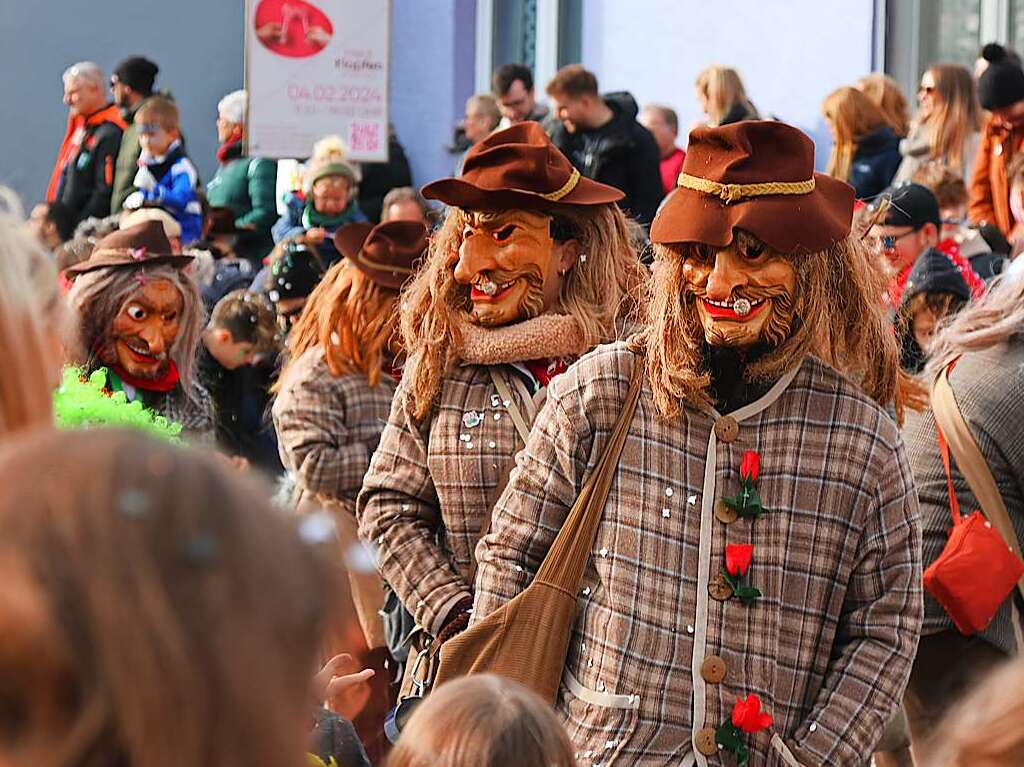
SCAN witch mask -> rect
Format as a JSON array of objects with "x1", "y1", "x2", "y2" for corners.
[
  {"x1": 682, "y1": 231, "x2": 797, "y2": 349},
  {"x1": 452, "y1": 209, "x2": 575, "y2": 328},
  {"x1": 99, "y1": 279, "x2": 183, "y2": 379}
]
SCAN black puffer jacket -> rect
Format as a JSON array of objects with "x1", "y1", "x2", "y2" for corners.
[{"x1": 547, "y1": 91, "x2": 664, "y2": 226}]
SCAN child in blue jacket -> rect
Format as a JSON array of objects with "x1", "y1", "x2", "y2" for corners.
[{"x1": 126, "y1": 96, "x2": 203, "y2": 245}]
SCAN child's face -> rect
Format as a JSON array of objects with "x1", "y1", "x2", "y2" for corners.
[
  {"x1": 138, "y1": 121, "x2": 179, "y2": 157},
  {"x1": 312, "y1": 177, "x2": 351, "y2": 216},
  {"x1": 912, "y1": 306, "x2": 940, "y2": 353}
]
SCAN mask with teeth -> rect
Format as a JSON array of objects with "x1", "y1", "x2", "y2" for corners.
[
  {"x1": 681, "y1": 231, "x2": 797, "y2": 348},
  {"x1": 99, "y1": 279, "x2": 184, "y2": 379},
  {"x1": 452, "y1": 209, "x2": 575, "y2": 327}
]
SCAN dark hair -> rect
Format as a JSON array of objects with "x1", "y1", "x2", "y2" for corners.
[
  {"x1": 209, "y1": 289, "x2": 278, "y2": 350},
  {"x1": 43, "y1": 201, "x2": 76, "y2": 243},
  {"x1": 492, "y1": 64, "x2": 534, "y2": 96},
  {"x1": 546, "y1": 64, "x2": 599, "y2": 99}
]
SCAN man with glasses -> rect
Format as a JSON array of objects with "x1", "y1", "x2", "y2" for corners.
[
  {"x1": 491, "y1": 64, "x2": 549, "y2": 128},
  {"x1": 47, "y1": 62, "x2": 126, "y2": 225},
  {"x1": 872, "y1": 183, "x2": 944, "y2": 306}
]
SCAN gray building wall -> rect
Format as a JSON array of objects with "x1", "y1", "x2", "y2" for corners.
[
  {"x1": 0, "y1": 0, "x2": 245, "y2": 209},
  {"x1": 0, "y1": 0, "x2": 474, "y2": 212}
]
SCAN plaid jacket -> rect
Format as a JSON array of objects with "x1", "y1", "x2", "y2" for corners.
[
  {"x1": 357, "y1": 361, "x2": 543, "y2": 636},
  {"x1": 473, "y1": 342, "x2": 922, "y2": 767},
  {"x1": 273, "y1": 347, "x2": 396, "y2": 512},
  {"x1": 902, "y1": 341, "x2": 1024, "y2": 656}
]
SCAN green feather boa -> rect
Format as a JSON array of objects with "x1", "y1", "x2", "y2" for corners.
[{"x1": 53, "y1": 366, "x2": 182, "y2": 442}]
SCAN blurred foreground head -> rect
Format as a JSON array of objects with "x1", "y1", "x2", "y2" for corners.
[
  {"x1": 0, "y1": 429, "x2": 331, "y2": 767},
  {"x1": 387, "y1": 674, "x2": 577, "y2": 767}
]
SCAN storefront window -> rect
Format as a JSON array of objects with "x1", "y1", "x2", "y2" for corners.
[{"x1": 918, "y1": 0, "x2": 982, "y2": 73}]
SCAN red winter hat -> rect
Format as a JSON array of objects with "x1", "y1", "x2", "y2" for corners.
[{"x1": 651, "y1": 121, "x2": 855, "y2": 255}]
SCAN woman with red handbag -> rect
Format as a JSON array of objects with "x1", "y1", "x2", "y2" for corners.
[{"x1": 902, "y1": 274, "x2": 1024, "y2": 761}]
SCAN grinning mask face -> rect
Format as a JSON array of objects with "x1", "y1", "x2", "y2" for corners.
[
  {"x1": 100, "y1": 279, "x2": 183, "y2": 379},
  {"x1": 452, "y1": 209, "x2": 576, "y2": 327},
  {"x1": 681, "y1": 231, "x2": 798, "y2": 348}
]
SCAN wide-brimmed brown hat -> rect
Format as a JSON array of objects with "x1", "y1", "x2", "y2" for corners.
[
  {"x1": 334, "y1": 220, "x2": 428, "y2": 290},
  {"x1": 65, "y1": 221, "x2": 193, "y2": 276},
  {"x1": 422, "y1": 122, "x2": 624, "y2": 211},
  {"x1": 650, "y1": 121, "x2": 855, "y2": 255}
]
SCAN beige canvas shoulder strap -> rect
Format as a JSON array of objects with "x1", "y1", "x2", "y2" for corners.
[
  {"x1": 488, "y1": 367, "x2": 532, "y2": 444},
  {"x1": 932, "y1": 362, "x2": 1024, "y2": 602}
]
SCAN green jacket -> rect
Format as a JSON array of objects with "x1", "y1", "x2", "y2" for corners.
[
  {"x1": 206, "y1": 151, "x2": 278, "y2": 262},
  {"x1": 110, "y1": 99, "x2": 145, "y2": 214}
]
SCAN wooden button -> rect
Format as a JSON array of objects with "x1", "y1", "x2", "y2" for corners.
[
  {"x1": 708, "y1": 572, "x2": 734, "y2": 601},
  {"x1": 701, "y1": 654, "x2": 727, "y2": 683},
  {"x1": 715, "y1": 498, "x2": 738, "y2": 524},
  {"x1": 714, "y1": 415, "x2": 739, "y2": 443},
  {"x1": 694, "y1": 726, "x2": 719, "y2": 756}
]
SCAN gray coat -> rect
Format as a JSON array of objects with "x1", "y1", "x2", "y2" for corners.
[{"x1": 903, "y1": 339, "x2": 1024, "y2": 655}]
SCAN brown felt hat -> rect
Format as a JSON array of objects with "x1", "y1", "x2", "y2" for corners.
[
  {"x1": 334, "y1": 220, "x2": 428, "y2": 290},
  {"x1": 650, "y1": 121, "x2": 855, "y2": 255},
  {"x1": 422, "y1": 122, "x2": 624, "y2": 211},
  {"x1": 65, "y1": 221, "x2": 193, "y2": 276}
]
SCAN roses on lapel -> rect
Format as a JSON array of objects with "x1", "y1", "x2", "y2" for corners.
[
  {"x1": 721, "y1": 544, "x2": 761, "y2": 604},
  {"x1": 716, "y1": 694, "x2": 774, "y2": 766},
  {"x1": 723, "y1": 450, "x2": 767, "y2": 519}
]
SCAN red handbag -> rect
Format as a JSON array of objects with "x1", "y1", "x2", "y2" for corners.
[{"x1": 923, "y1": 363, "x2": 1024, "y2": 636}]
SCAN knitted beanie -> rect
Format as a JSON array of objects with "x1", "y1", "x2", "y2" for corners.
[
  {"x1": 114, "y1": 56, "x2": 159, "y2": 95},
  {"x1": 978, "y1": 44, "x2": 1024, "y2": 110}
]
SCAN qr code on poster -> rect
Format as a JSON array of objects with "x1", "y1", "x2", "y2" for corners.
[{"x1": 349, "y1": 121, "x2": 381, "y2": 153}]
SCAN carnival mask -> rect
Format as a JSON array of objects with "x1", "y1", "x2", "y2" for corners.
[
  {"x1": 453, "y1": 209, "x2": 571, "y2": 327},
  {"x1": 682, "y1": 232, "x2": 797, "y2": 348},
  {"x1": 100, "y1": 279, "x2": 183, "y2": 379}
]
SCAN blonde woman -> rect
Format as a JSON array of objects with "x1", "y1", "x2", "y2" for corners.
[
  {"x1": 823, "y1": 86, "x2": 902, "y2": 199},
  {"x1": 901, "y1": 275, "x2": 1024, "y2": 762},
  {"x1": 896, "y1": 65, "x2": 983, "y2": 183},
  {"x1": 858, "y1": 73, "x2": 911, "y2": 137},
  {"x1": 386, "y1": 675, "x2": 577, "y2": 767},
  {"x1": 0, "y1": 189, "x2": 71, "y2": 435},
  {"x1": 694, "y1": 65, "x2": 759, "y2": 126}
]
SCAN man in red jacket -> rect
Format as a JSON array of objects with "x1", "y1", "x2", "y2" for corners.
[{"x1": 47, "y1": 62, "x2": 126, "y2": 225}]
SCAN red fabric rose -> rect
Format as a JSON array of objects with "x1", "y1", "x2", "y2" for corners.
[
  {"x1": 725, "y1": 544, "x2": 754, "y2": 577},
  {"x1": 732, "y1": 694, "x2": 773, "y2": 734},
  {"x1": 740, "y1": 451, "x2": 760, "y2": 483}
]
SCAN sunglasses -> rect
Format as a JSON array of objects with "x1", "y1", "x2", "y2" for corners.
[
  {"x1": 137, "y1": 123, "x2": 165, "y2": 136},
  {"x1": 918, "y1": 85, "x2": 935, "y2": 95},
  {"x1": 881, "y1": 228, "x2": 920, "y2": 250}
]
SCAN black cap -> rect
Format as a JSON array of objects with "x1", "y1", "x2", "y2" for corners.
[
  {"x1": 881, "y1": 183, "x2": 941, "y2": 229},
  {"x1": 901, "y1": 248, "x2": 972, "y2": 306},
  {"x1": 978, "y1": 44, "x2": 1024, "y2": 110},
  {"x1": 113, "y1": 56, "x2": 159, "y2": 96},
  {"x1": 268, "y1": 244, "x2": 326, "y2": 302}
]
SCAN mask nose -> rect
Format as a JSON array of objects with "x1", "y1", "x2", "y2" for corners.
[
  {"x1": 704, "y1": 249, "x2": 748, "y2": 302},
  {"x1": 453, "y1": 233, "x2": 498, "y2": 285},
  {"x1": 138, "y1": 324, "x2": 166, "y2": 356}
]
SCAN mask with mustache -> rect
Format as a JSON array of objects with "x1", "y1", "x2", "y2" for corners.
[
  {"x1": 681, "y1": 233, "x2": 798, "y2": 349},
  {"x1": 453, "y1": 209, "x2": 565, "y2": 327},
  {"x1": 99, "y1": 279, "x2": 183, "y2": 380}
]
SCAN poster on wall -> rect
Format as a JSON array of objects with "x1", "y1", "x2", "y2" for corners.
[{"x1": 245, "y1": 0, "x2": 390, "y2": 162}]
